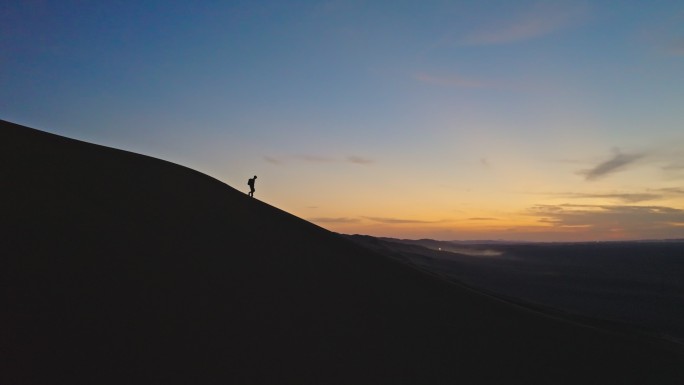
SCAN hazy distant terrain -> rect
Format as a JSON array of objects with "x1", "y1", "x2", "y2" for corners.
[{"x1": 344, "y1": 235, "x2": 684, "y2": 345}]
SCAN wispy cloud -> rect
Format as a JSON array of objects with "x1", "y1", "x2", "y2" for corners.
[
  {"x1": 579, "y1": 148, "x2": 645, "y2": 181},
  {"x1": 638, "y1": 12, "x2": 684, "y2": 56},
  {"x1": 363, "y1": 216, "x2": 441, "y2": 224},
  {"x1": 312, "y1": 0, "x2": 357, "y2": 15},
  {"x1": 529, "y1": 204, "x2": 684, "y2": 238},
  {"x1": 559, "y1": 192, "x2": 662, "y2": 203},
  {"x1": 658, "y1": 187, "x2": 684, "y2": 195},
  {"x1": 414, "y1": 71, "x2": 542, "y2": 92},
  {"x1": 663, "y1": 162, "x2": 684, "y2": 171},
  {"x1": 296, "y1": 154, "x2": 336, "y2": 163},
  {"x1": 667, "y1": 38, "x2": 684, "y2": 56},
  {"x1": 346, "y1": 155, "x2": 374, "y2": 165},
  {"x1": 468, "y1": 217, "x2": 498, "y2": 221},
  {"x1": 460, "y1": 2, "x2": 589, "y2": 46},
  {"x1": 573, "y1": 142, "x2": 684, "y2": 180},
  {"x1": 264, "y1": 156, "x2": 283, "y2": 164},
  {"x1": 263, "y1": 154, "x2": 374, "y2": 166},
  {"x1": 415, "y1": 72, "x2": 490, "y2": 88},
  {"x1": 309, "y1": 217, "x2": 360, "y2": 224}
]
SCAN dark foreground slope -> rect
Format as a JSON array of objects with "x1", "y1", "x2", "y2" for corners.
[{"x1": 2, "y1": 120, "x2": 684, "y2": 385}]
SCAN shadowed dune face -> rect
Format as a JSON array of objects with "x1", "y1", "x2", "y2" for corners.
[{"x1": 2, "y1": 119, "x2": 684, "y2": 385}]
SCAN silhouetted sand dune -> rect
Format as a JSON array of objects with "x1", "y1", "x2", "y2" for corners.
[{"x1": 3, "y1": 119, "x2": 684, "y2": 384}]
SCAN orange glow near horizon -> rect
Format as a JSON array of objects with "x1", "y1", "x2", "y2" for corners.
[
  {"x1": 5, "y1": 1, "x2": 684, "y2": 242},
  {"x1": 296, "y1": 193, "x2": 684, "y2": 242}
]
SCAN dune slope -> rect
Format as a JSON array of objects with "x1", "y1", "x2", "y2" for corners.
[{"x1": 3, "y1": 119, "x2": 684, "y2": 384}]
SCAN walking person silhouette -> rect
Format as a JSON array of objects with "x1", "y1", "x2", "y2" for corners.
[{"x1": 247, "y1": 175, "x2": 257, "y2": 197}]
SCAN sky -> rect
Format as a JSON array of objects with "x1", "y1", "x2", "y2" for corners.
[{"x1": 2, "y1": 0, "x2": 684, "y2": 241}]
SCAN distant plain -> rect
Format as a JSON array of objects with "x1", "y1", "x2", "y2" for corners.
[{"x1": 346, "y1": 236, "x2": 684, "y2": 346}]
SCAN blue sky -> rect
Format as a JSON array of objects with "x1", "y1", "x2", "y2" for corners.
[{"x1": 3, "y1": 0, "x2": 684, "y2": 241}]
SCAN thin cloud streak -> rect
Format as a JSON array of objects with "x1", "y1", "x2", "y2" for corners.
[
  {"x1": 309, "y1": 217, "x2": 360, "y2": 224},
  {"x1": 414, "y1": 72, "x2": 543, "y2": 92},
  {"x1": 668, "y1": 38, "x2": 684, "y2": 56},
  {"x1": 364, "y1": 216, "x2": 441, "y2": 224},
  {"x1": 659, "y1": 187, "x2": 684, "y2": 195},
  {"x1": 559, "y1": 192, "x2": 662, "y2": 203},
  {"x1": 263, "y1": 154, "x2": 374, "y2": 165},
  {"x1": 415, "y1": 72, "x2": 490, "y2": 88},
  {"x1": 663, "y1": 162, "x2": 684, "y2": 171},
  {"x1": 528, "y1": 204, "x2": 684, "y2": 239},
  {"x1": 347, "y1": 155, "x2": 374, "y2": 165},
  {"x1": 264, "y1": 156, "x2": 283, "y2": 164},
  {"x1": 460, "y1": 2, "x2": 589, "y2": 46},
  {"x1": 580, "y1": 149, "x2": 645, "y2": 181},
  {"x1": 296, "y1": 154, "x2": 336, "y2": 163},
  {"x1": 639, "y1": 12, "x2": 684, "y2": 56}
]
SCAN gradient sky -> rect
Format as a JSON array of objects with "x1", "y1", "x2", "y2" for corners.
[{"x1": 3, "y1": 0, "x2": 684, "y2": 241}]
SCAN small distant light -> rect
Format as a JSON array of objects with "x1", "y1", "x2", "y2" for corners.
[{"x1": 438, "y1": 247, "x2": 442, "y2": 251}]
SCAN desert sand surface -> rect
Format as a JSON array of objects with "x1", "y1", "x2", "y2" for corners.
[{"x1": 3, "y1": 119, "x2": 684, "y2": 384}]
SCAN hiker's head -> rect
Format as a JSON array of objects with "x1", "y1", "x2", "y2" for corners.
[{"x1": 254, "y1": 175, "x2": 257, "y2": 179}]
